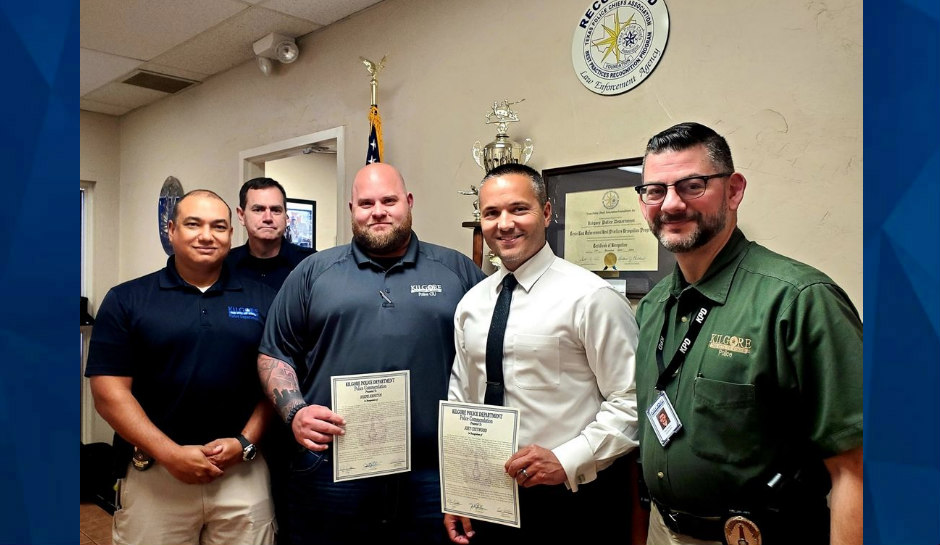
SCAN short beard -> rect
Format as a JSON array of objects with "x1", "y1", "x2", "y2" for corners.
[
  {"x1": 352, "y1": 213, "x2": 413, "y2": 255},
  {"x1": 651, "y1": 204, "x2": 727, "y2": 253}
]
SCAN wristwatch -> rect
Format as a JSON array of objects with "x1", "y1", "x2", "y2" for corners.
[{"x1": 236, "y1": 434, "x2": 257, "y2": 462}]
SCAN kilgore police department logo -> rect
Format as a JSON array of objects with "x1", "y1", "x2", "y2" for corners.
[{"x1": 572, "y1": 0, "x2": 670, "y2": 95}]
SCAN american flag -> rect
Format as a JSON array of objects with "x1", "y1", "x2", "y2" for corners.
[{"x1": 366, "y1": 104, "x2": 383, "y2": 164}]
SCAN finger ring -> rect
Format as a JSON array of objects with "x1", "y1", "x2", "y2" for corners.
[{"x1": 520, "y1": 468, "x2": 529, "y2": 479}]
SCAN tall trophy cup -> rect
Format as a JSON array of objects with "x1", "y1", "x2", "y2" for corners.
[
  {"x1": 471, "y1": 99, "x2": 534, "y2": 171},
  {"x1": 459, "y1": 100, "x2": 535, "y2": 270}
]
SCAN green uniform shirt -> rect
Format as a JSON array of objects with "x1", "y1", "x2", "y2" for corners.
[{"x1": 636, "y1": 229, "x2": 862, "y2": 516}]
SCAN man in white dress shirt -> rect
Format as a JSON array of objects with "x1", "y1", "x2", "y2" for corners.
[{"x1": 445, "y1": 163, "x2": 644, "y2": 544}]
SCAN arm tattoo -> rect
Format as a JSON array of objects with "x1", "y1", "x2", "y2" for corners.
[{"x1": 258, "y1": 354, "x2": 307, "y2": 421}]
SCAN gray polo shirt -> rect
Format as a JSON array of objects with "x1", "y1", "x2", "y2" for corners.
[{"x1": 260, "y1": 233, "x2": 485, "y2": 468}]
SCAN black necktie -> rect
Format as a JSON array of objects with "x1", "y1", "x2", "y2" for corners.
[{"x1": 484, "y1": 274, "x2": 518, "y2": 405}]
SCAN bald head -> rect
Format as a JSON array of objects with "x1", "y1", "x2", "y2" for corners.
[
  {"x1": 352, "y1": 163, "x2": 407, "y2": 199},
  {"x1": 349, "y1": 163, "x2": 414, "y2": 257}
]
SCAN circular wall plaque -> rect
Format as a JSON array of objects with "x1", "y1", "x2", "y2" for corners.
[
  {"x1": 158, "y1": 176, "x2": 184, "y2": 256},
  {"x1": 572, "y1": 0, "x2": 670, "y2": 95}
]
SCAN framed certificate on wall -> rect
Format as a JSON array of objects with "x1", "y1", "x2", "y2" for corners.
[{"x1": 543, "y1": 159, "x2": 675, "y2": 296}]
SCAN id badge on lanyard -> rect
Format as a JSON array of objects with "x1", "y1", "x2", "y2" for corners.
[
  {"x1": 646, "y1": 391, "x2": 682, "y2": 446},
  {"x1": 646, "y1": 298, "x2": 713, "y2": 447}
]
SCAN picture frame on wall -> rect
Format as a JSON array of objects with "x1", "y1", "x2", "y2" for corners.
[
  {"x1": 285, "y1": 198, "x2": 316, "y2": 250},
  {"x1": 542, "y1": 158, "x2": 675, "y2": 297}
]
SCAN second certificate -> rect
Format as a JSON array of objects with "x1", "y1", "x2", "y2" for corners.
[
  {"x1": 331, "y1": 370, "x2": 411, "y2": 482},
  {"x1": 439, "y1": 401, "x2": 521, "y2": 528}
]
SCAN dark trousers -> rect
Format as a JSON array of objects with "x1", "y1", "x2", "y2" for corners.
[
  {"x1": 284, "y1": 448, "x2": 447, "y2": 545},
  {"x1": 468, "y1": 456, "x2": 633, "y2": 544}
]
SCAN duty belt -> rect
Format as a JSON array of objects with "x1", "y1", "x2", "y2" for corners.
[
  {"x1": 132, "y1": 446, "x2": 155, "y2": 471},
  {"x1": 654, "y1": 499, "x2": 725, "y2": 541}
]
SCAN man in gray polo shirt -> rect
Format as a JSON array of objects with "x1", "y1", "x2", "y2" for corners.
[{"x1": 257, "y1": 162, "x2": 485, "y2": 545}]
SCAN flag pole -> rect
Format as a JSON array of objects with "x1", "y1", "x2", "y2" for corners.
[{"x1": 361, "y1": 55, "x2": 387, "y2": 163}]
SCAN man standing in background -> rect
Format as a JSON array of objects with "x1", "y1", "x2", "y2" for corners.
[
  {"x1": 226, "y1": 177, "x2": 315, "y2": 290},
  {"x1": 226, "y1": 176, "x2": 316, "y2": 541}
]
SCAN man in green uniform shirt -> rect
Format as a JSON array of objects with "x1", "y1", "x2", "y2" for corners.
[{"x1": 633, "y1": 122, "x2": 862, "y2": 545}]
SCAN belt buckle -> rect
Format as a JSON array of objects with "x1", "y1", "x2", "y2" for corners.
[
  {"x1": 724, "y1": 515, "x2": 762, "y2": 545},
  {"x1": 132, "y1": 447, "x2": 155, "y2": 471}
]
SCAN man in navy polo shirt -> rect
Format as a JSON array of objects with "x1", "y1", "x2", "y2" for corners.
[
  {"x1": 225, "y1": 176, "x2": 315, "y2": 541},
  {"x1": 86, "y1": 190, "x2": 277, "y2": 545},
  {"x1": 257, "y1": 163, "x2": 486, "y2": 545},
  {"x1": 226, "y1": 177, "x2": 315, "y2": 290}
]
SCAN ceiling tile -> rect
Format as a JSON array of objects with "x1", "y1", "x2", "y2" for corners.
[
  {"x1": 80, "y1": 98, "x2": 133, "y2": 116},
  {"x1": 80, "y1": 48, "x2": 142, "y2": 96},
  {"x1": 80, "y1": 0, "x2": 249, "y2": 60},
  {"x1": 259, "y1": 0, "x2": 384, "y2": 25},
  {"x1": 83, "y1": 82, "x2": 170, "y2": 110},
  {"x1": 148, "y1": 8, "x2": 321, "y2": 76},
  {"x1": 80, "y1": 0, "x2": 382, "y2": 116},
  {"x1": 137, "y1": 62, "x2": 209, "y2": 82}
]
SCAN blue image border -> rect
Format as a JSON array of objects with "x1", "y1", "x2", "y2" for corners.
[
  {"x1": 0, "y1": 0, "x2": 78, "y2": 543},
  {"x1": 0, "y1": 0, "x2": 935, "y2": 542},
  {"x1": 864, "y1": 0, "x2": 940, "y2": 543}
]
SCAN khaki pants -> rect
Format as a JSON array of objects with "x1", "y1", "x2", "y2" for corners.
[
  {"x1": 113, "y1": 454, "x2": 275, "y2": 545},
  {"x1": 647, "y1": 503, "x2": 722, "y2": 545}
]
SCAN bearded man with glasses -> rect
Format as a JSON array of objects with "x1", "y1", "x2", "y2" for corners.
[{"x1": 633, "y1": 122, "x2": 862, "y2": 545}]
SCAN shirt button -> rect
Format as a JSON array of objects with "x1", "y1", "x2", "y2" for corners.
[
  {"x1": 681, "y1": 316, "x2": 688, "y2": 323},
  {"x1": 657, "y1": 472, "x2": 664, "y2": 479}
]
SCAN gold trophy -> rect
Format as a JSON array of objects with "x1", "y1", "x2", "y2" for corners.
[
  {"x1": 461, "y1": 100, "x2": 533, "y2": 269},
  {"x1": 471, "y1": 99, "x2": 534, "y2": 171}
]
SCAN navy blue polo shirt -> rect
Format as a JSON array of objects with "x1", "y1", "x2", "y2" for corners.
[
  {"x1": 226, "y1": 240, "x2": 315, "y2": 290},
  {"x1": 86, "y1": 257, "x2": 277, "y2": 475},
  {"x1": 259, "y1": 233, "x2": 486, "y2": 468}
]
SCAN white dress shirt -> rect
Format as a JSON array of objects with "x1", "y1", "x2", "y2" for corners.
[{"x1": 449, "y1": 243, "x2": 639, "y2": 491}]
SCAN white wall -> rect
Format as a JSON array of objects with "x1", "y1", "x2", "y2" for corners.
[
  {"x1": 81, "y1": 0, "x2": 863, "y2": 312},
  {"x1": 80, "y1": 111, "x2": 122, "y2": 444},
  {"x1": 79, "y1": 111, "x2": 121, "y2": 314}
]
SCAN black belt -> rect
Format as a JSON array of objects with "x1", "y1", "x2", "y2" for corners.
[{"x1": 654, "y1": 500, "x2": 726, "y2": 541}]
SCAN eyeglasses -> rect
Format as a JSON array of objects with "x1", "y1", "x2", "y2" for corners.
[{"x1": 634, "y1": 173, "x2": 733, "y2": 205}]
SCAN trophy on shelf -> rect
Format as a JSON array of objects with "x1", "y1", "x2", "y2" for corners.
[
  {"x1": 459, "y1": 99, "x2": 535, "y2": 223},
  {"x1": 458, "y1": 99, "x2": 535, "y2": 268},
  {"x1": 471, "y1": 99, "x2": 534, "y2": 172},
  {"x1": 457, "y1": 184, "x2": 481, "y2": 221}
]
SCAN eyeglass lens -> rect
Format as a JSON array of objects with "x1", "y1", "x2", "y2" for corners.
[{"x1": 641, "y1": 178, "x2": 708, "y2": 204}]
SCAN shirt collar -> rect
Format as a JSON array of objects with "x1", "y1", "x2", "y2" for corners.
[
  {"x1": 159, "y1": 255, "x2": 242, "y2": 292},
  {"x1": 232, "y1": 240, "x2": 292, "y2": 264},
  {"x1": 351, "y1": 231, "x2": 419, "y2": 270},
  {"x1": 494, "y1": 242, "x2": 555, "y2": 294},
  {"x1": 665, "y1": 228, "x2": 751, "y2": 305},
  {"x1": 265, "y1": 240, "x2": 292, "y2": 263}
]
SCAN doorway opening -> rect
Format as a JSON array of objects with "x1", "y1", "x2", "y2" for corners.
[{"x1": 238, "y1": 126, "x2": 345, "y2": 250}]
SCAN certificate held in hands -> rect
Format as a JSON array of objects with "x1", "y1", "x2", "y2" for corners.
[
  {"x1": 438, "y1": 401, "x2": 521, "y2": 528},
  {"x1": 330, "y1": 370, "x2": 411, "y2": 482}
]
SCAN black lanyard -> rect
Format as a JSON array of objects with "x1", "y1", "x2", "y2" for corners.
[{"x1": 655, "y1": 295, "x2": 715, "y2": 391}]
